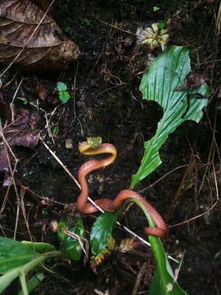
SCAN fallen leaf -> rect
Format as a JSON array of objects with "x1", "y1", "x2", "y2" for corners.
[
  {"x1": 0, "y1": 0, "x2": 80, "y2": 71},
  {"x1": 36, "y1": 81, "x2": 47, "y2": 101},
  {"x1": 0, "y1": 108, "x2": 40, "y2": 175},
  {"x1": 32, "y1": 0, "x2": 54, "y2": 16}
]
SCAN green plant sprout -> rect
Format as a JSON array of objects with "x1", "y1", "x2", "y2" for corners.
[
  {"x1": 136, "y1": 22, "x2": 169, "y2": 50},
  {"x1": 153, "y1": 6, "x2": 160, "y2": 12},
  {"x1": 56, "y1": 81, "x2": 71, "y2": 103},
  {"x1": 17, "y1": 97, "x2": 29, "y2": 105}
]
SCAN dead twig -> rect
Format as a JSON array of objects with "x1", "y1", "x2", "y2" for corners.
[
  {"x1": 169, "y1": 200, "x2": 219, "y2": 228},
  {"x1": 0, "y1": 120, "x2": 20, "y2": 239}
]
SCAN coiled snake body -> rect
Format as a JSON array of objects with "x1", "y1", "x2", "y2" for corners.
[{"x1": 76, "y1": 140, "x2": 167, "y2": 237}]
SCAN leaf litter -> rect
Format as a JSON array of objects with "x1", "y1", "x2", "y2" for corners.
[
  {"x1": 0, "y1": 0, "x2": 80, "y2": 71},
  {"x1": 0, "y1": 108, "x2": 40, "y2": 185}
]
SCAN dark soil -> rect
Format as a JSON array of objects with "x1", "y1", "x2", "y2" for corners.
[{"x1": 0, "y1": 1, "x2": 221, "y2": 295}]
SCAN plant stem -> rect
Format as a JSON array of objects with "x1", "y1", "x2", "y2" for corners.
[{"x1": 19, "y1": 272, "x2": 28, "y2": 295}]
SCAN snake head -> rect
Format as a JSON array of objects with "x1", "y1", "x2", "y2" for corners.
[{"x1": 86, "y1": 137, "x2": 102, "y2": 148}]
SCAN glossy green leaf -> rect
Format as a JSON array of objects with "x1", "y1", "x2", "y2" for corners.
[
  {"x1": 131, "y1": 45, "x2": 209, "y2": 187},
  {"x1": 59, "y1": 91, "x2": 71, "y2": 103},
  {"x1": 58, "y1": 217, "x2": 85, "y2": 261},
  {"x1": 0, "y1": 237, "x2": 35, "y2": 274},
  {"x1": 90, "y1": 213, "x2": 117, "y2": 257}
]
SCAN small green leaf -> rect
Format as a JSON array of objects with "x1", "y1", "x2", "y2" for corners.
[
  {"x1": 64, "y1": 26, "x2": 71, "y2": 33},
  {"x1": 58, "y1": 218, "x2": 85, "y2": 261},
  {"x1": 59, "y1": 91, "x2": 71, "y2": 103},
  {"x1": 57, "y1": 81, "x2": 67, "y2": 91},
  {"x1": 90, "y1": 213, "x2": 117, "y2": 257},
  {"x1": 41, "y1": 209, "x2": 49, "y2": 216},
  {"x1": 153, "y1": 6, "x2": 160, "y2": 12},
  {"x1": 0, "y1": 237, "x2": 35, "y2": 274},
  {"x1": 131, "y1": 46, "x2": 209, "y2": 187},
  {"x1": 157, "y1": 21, "x2": 166, "y2": 30},
  {"x1": 17, "y1": 97, "x2": 29, "y2": 105},
  {"x1": 51, "y1": 125, "x2": 59, "y2": 135}
]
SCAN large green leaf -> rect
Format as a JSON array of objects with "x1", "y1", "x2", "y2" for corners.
[
  {"x1": 0, "y1": 251, "x2": 59, "y2": 293},
  {"x1": 0, "y1": 237, "x2": 35, "y2": 274},
  {"x1": 131, "y1": 45, "x2": 209, "y2": 187},
  {"x1": 90, "y1": 213, "x2": 117, "y2": 257}
]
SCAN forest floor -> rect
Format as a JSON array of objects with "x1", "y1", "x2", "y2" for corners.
[{"x1": 0, "y1": 0, "x2": 221, "y2": 294}]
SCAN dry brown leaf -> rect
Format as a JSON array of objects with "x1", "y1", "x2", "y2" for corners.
[
  {"x1": 36, "y1": 80, "x2": 47, "y2": 101},
  {"x1": 32, "y1": 0, "x2": 54, "y2": 16},
  {"x1": 0, "y1": 0, "x2": 80, "y2": 71},
  {"x1": 0, "y1": 108, "x2": 40, "y2": 173}
]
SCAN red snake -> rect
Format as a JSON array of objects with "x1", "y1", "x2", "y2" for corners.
[{"x1": 76, "y1": 140, "x2": 167, "y2": 237}]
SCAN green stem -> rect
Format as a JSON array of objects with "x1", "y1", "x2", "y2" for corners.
[
  {"x1": 19, "y1": 272, "x2": 28, "y2": 295},
  {"x1": 125, "y1": 199, "x2": 173, "y2": 287}
]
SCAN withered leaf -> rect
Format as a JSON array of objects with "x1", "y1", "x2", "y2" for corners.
[
  {"x1": 32, "y1": 0, "x2": 54, "y2": 16},
  {"x1": 0, "y1": 108, "x2": 40, "y2": 173},
  {"x1": 0, "y1": 0, "x2": 80, "y2": 71}
]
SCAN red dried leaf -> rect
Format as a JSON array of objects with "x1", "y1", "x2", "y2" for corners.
[{"x1": 0, "y1": 0, "x2": 80, "y2": 70}]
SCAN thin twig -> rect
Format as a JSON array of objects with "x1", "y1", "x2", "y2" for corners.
[
  {"x1": 169, "y1": 200, "x2": 219, "y2": 228},
  {"x1": 19, "y1": 186, "x2": 33, "y2": 241},
  {"x1": 174, "y1": 251, "x2": 185, "y2": 282},
  {"x1": 0, "y1": 121, "x2": 20, "y2": 238},
  {"x1": 10, "y1": 78, "x2": 25, "y2": 121},
  {"x1": 30, "y1": 101, "x2": 58, "y2": 144},
  {"x1": 132, "y1": 262, "x2": 148, "y2": 295},
  {"x1": 95, "y1": 18, "x2": 136, "y2": 36},
  {"x1": 138, "y1": 164, "x2": 190, "y2": 194}
]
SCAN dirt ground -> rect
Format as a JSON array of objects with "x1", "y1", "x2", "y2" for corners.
[{"x1": 0, "y1": 0, "x2": 221, "y2": 294}]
